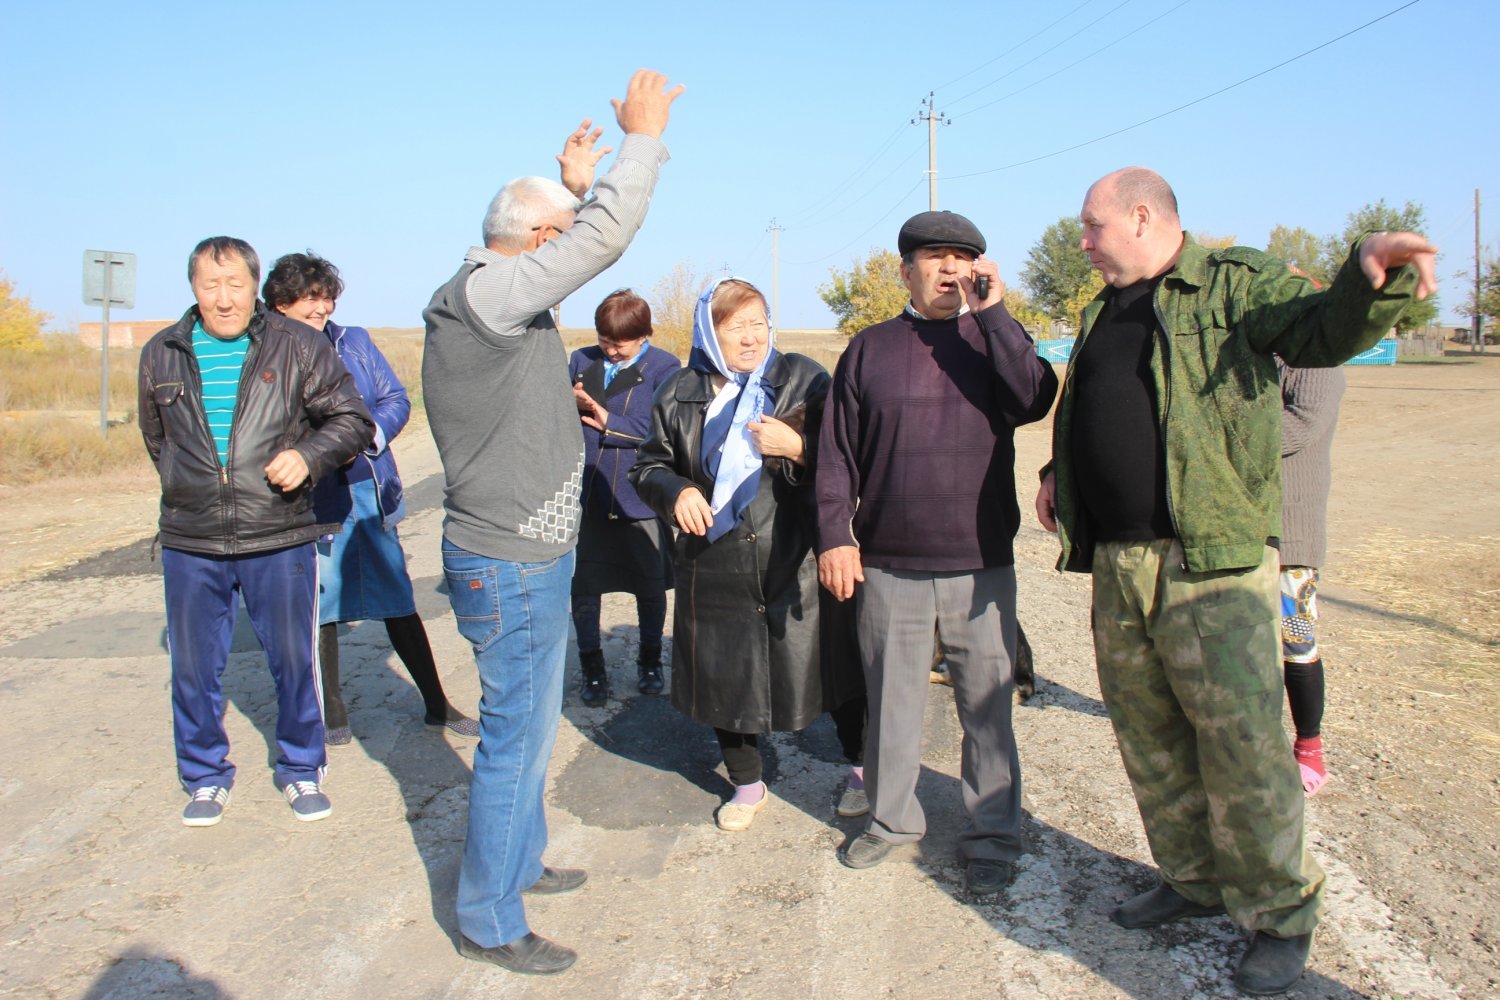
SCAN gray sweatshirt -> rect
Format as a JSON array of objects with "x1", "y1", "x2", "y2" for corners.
[
  {"x1": 1278, "y1": 359, "x2": 1346, "y2": 568},
  {"x1": 422, "y1": 134, "x2": 669, "y2": 562}
]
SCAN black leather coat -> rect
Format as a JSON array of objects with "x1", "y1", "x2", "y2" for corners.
[
  {"x1": 138, "y1": 304, "x2": 374, "y2": 555},
  {"x1": 631, "y1": 352, "x2": 859, "y2": 733}
]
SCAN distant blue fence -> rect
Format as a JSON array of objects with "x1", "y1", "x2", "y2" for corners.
[
  {"x1": 1036, "y1": 339, "x2": 1076, "y2": 364},
  {"x1": 1036, "y1": 338, "x2": 1397, "y2": 366},
  {"x1": 1343, "y1": 339, "x2": 1397, "y2": 365}
]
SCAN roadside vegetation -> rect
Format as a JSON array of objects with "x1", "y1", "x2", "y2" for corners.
[{"x1": 0, "y1": 336, "x2": 149, "y2": 485}]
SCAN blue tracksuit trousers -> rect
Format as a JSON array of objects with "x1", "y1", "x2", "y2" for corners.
[{"x1": 162, "y1": 543, "x2": 326, "y2": 792}]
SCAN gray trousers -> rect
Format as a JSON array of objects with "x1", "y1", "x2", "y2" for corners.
[{"x1": 856, "y1": 565, "x2": 1022, "y2": 861}]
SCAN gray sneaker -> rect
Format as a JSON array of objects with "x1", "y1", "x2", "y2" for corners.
[
  {"x1": 279, "y1": 780, "x2": 332, "y2": 822},
  {"x1": 835, "y1": 783, "x2": 869, "y2": 818},
  {"x1": 181, "y1": 786, "x2": 230, "y2": 827}
]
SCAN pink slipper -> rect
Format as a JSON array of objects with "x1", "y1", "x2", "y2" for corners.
[{"x1": 1299, "y1": 762, "x2": 1329, "y2": 797}]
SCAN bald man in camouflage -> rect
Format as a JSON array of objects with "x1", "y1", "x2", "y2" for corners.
[{"x1": 1036, "y1": 167, "x2": 1435, "y2": 995}]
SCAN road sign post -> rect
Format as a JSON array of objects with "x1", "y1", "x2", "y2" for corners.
[{"x1": 82, "y1": 251, "x2": 136, "y2": 436}]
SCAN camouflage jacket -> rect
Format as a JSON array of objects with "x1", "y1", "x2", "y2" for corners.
[{"x1": 1052, "y1": 233, "x2": 1417, "y2": 574}]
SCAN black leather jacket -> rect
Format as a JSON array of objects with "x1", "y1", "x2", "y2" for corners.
[
  {"x1": 138, "y1": 304, "x2": 374, "y2": 555},
  {"x1": 629, "y1": 353, "x2": 843, "y2": 732}
]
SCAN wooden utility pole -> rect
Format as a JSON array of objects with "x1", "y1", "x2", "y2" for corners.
[
  {"x1": 912, "y1": 93, "x2": 949, "y2": 211},
  {"x1": 767, "y1": 220, "x2": 784, "y2": 330},
  {"x1": 1475, "y1": 188, "x2": 1484, "y2": 354}
]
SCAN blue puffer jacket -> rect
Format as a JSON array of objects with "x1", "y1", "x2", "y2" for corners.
[{"x1": 313, "y1": 321, "x2": 410, "y2": 529}]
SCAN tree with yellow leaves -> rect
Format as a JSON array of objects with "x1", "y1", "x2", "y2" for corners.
[
  {"x1": 819, "y1": 249, "x2": 907, "y2": 338},
  {"x1": 0, "y1": 270, "x2": 49, "y2": 351}
]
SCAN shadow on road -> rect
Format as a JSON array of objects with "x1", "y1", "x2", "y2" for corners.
[
  {"x1": 900, "y1": 766, "x2": 1363, "y2": 1000},
  {"x1": 83, "y1": 946, "x2": 229, "y2": 999},
  {"x1": 223, "y1": 583, "x2": 471, "y2": 941}
]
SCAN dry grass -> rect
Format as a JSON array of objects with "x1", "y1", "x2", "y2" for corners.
[
  {"x1": 366, "y1": 329, "x2": 426, "y2": 422},
  {"x1": 0, "y1": 330, "x2": 436, "y2": 485},
  {"x1": 0, "y1": 340, "x2": 148, "y2": 484},
  {"x1": 1335, "y1": 527, "x2": 1500, "y2": 757},
  {"x1": 0, "y1": 413, "x2": 152, "y2": 485},
  {"x1": 1337, "y1": 528, "x2": 1500, "y2": 664},
  {"x1": 0, "y1": 341, "x2": 138, "y2": 412},
  {"x1": 0, "y1": 326, "x2": 837, "y2": 486}
]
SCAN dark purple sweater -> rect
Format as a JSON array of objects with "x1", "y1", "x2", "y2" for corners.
[{"x1": 816, "y1": 303, "x2": 1058, "y2": 571}]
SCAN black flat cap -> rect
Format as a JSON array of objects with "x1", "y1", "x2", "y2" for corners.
[{"x1": 897, "y1": 211, "x2": 986, "y2": 257}]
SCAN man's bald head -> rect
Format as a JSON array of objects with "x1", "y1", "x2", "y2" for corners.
[
  {"x1": 1079, "y1": 167, "x2": 1186, "y2": 288},
  {"x1": 1096, "y1": 167, "x2": 1179, "y2": 224}
]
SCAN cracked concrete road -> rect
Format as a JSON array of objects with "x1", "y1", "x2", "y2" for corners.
[{"x1": 1, "y1": 361, "x2": 1495, "y2": 998}]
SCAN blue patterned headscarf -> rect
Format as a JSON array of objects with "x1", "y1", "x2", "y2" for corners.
[{"x1": 691, "y1": 278, "x2": 777, "y2": 543}]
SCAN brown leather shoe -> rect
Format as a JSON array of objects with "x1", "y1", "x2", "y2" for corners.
[
  {"x1": 459, "y1": 932, "x2": 576, "y2": 975},
  {"x1": 1111, "y1": 884, "x2": 1227, "y2": 929},
  {"x1": 522, "y1": 866, "x2": 588, "y2": 895}
]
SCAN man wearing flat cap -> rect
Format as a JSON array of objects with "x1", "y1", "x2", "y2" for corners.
[{"x1": 817, "y1": 210, "x2": 1058, "y2": 892}]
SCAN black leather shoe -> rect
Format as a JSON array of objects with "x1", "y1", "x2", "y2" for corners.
[
  {"x1": 522, "y1": 866, "x2": 588, "y2": 895},
  {"x1": 840, "y1": 832, "x2": 898, "y2": 870},
  {"x1": 579, "y1": 650, "x2": 608, "y2": 707},
  {"x1": 1234, "y1": 931, "x2": 1312, "y2": 995},
  {"x1": 637, "y1": 642, "x2": 664, "y2": 695},
  {"x1": 1111, "y1": 884, "x2": 1227, "y2": 929},
  {"x1": 458, "y1": 932, "x2": 577, "y2": 975},
  {"x1": 637, "y1": 663, "x2": 665, "y2": 695},
  {"x1": 966, "y1": 858, "x2": 1014, "y2": 896}
]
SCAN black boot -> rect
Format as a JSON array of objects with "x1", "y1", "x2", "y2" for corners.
[
  {"x1": 637, "y1": 641, "x2": 664, "y2": 695},
  {"x1": 579, "y1": 649, "x2": 608, "y2": 707},
  {"x1": 1013, "y1": 621, "x2": 1036, "y2": 701}
]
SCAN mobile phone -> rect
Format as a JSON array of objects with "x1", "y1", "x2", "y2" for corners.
[{"x1": 975, "y1": 275, "x2": 990, "y2": 300}]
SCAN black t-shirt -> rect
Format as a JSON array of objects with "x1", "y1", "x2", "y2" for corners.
[{"x1": 1069, "y1": 277, "x2": 1176, "y2": 542}]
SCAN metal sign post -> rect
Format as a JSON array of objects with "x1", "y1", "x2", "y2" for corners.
[{"x1": 82, "y1": 251, "x2": 136, "y2": 435}]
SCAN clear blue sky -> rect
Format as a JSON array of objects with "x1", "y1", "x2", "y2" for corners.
[{"x1": 3, "y1": 0, "x2": 1495, "y2": 332}]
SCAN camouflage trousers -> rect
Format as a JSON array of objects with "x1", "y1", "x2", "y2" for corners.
[{"x1": 1091, "y1": 539, "x2": 1324, "y2": 936}]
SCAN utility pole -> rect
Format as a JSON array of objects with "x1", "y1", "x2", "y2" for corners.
[
  {"x1": 1475, "y1": 188, "x2": 1484, "y2": 355},
  {"x1": 767, "y1": 219, "x2": 784, "y2": 330},
  {"x1": 912, "y1": 93, "x2": 949, "y2": 211}
]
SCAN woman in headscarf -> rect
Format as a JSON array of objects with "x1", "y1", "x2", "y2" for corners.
[
  {"x1": 263, "y1": 251, "x2": 477, "y2": 745},
  {"x1": 630, "y1": 278, "x2": 863, "y2": 831}
]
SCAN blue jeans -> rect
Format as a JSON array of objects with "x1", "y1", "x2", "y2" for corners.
[{"x1": 442, "y1": 537, "x2": 575, "y2": 947}]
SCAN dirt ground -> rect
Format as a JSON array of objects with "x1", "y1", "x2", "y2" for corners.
[{"x1": 0, "y1": 343, "x2": 1496, "y2": 998}]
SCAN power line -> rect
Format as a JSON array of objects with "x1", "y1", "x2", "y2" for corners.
[
  {"x1": 933, "y1": 0, "x2": 1101, "y2": 94},
  {"x1": 793, "y1": 138, "x2": 927, "y2": 232},
  {"x1": 778, "y1": 114, "x2": 918, "y2": 226},
  {"x1": 946, "y1": 0, "x2": 1136, "y2": 112},
  {"x1": 946, "y1": 0, "x2": 1425, "y2": 182},
  {"x1": 952, "y1": 0, "x2": 1196, "y2": 121},
  {"x1": 785, "y1": 177, "x2": 927, "y2": 267}
]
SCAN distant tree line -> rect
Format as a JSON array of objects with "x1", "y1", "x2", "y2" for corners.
[{"x1": 816, "y1": 197, "x2": 1446, "y2": 338}]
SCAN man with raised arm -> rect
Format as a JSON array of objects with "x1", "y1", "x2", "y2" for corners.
[
  {"x1": 1035, "y1": 167, "x2": 1435, "y2": 995},
  {"x1": 421, "y1": 69, "x2": 683, "y2": 976}
]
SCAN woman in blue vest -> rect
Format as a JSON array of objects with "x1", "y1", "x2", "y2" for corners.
[
  {"x1": 264, "y1": 252, "x2": 477, "y2": 745},
  {"x1": 567, "y1": 289, "x2": 681, "y2": 706}
]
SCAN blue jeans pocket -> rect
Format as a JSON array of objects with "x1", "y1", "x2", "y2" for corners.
[{"x1": 443, "y1": 557, "x2": 504, "y2": 653}]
